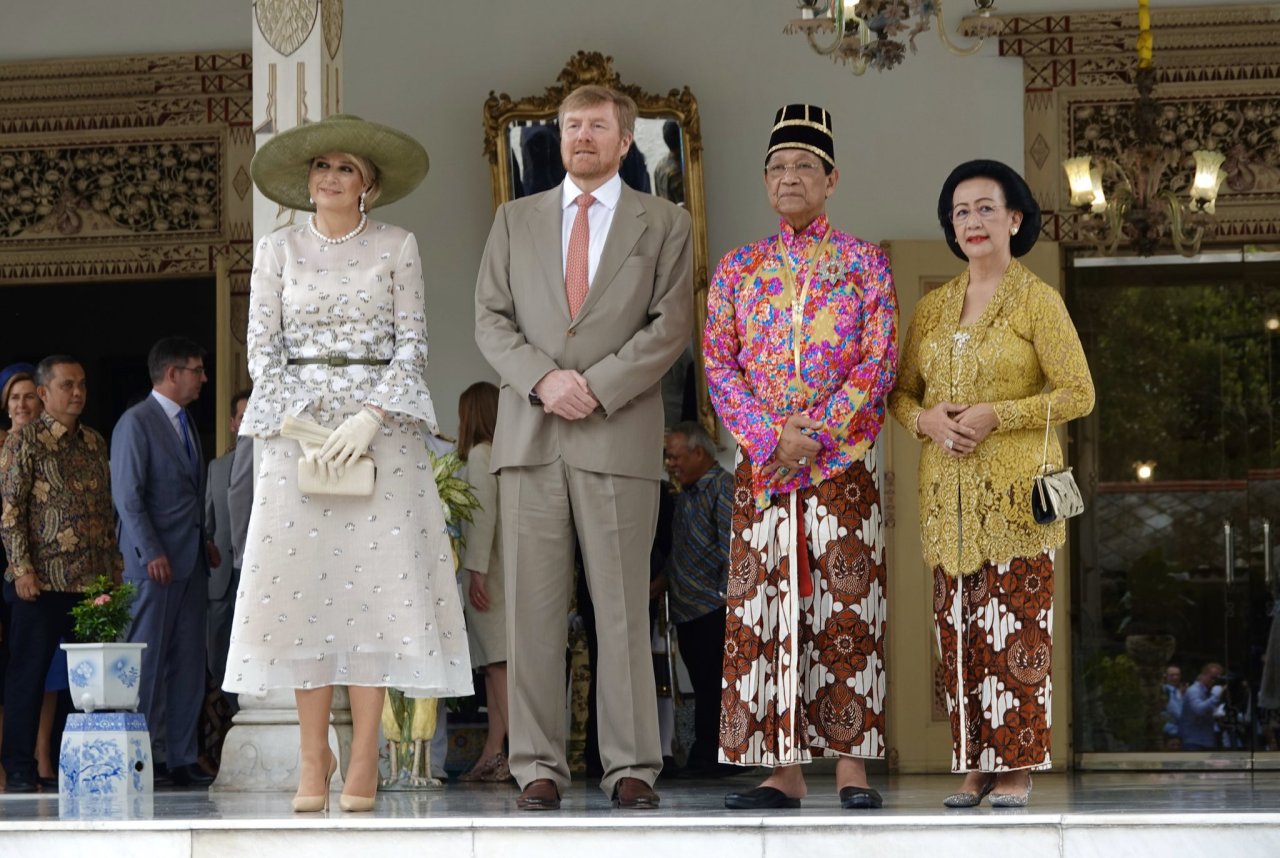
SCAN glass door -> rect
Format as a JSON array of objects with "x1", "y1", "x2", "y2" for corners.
[{"x1": 1068, "y1": 256, "x2": 1280, "y2": 770}]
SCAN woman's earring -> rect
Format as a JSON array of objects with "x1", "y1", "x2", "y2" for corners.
[
  {"x1": 359, "y1": 191, "x2": 367, "y2": 214},
  {"x1": 309, "y1": 195, "x2": 315, "y2": 205},
  {"x1": 1011, "y1": 226, "x2": 1019, "y2": 235}
]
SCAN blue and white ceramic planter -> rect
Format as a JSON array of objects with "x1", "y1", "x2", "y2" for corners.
[
  {"x1": 60, "y1": 642, "x2": 147, "y2": 712},
  {"x1": 59, "y1": 711, "x2": 153, "y2": 800}
]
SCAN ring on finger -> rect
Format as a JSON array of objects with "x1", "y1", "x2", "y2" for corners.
[
  {"x1": 778, "y1": 466, "x2": 790, "y2": 476},
  {"x1": 797, "y1": 456, "x2": 809, "y2": 466},
  {"x1": 944, "y1": 437, "x2": 955, "y2": 450}
]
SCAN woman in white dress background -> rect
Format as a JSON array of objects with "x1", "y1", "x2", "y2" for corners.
[{"x1": 226, "y1": 115, "x2": 472, "y2": 812}]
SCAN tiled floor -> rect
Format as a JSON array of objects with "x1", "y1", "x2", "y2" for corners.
[{"x1": 1, "y1": 772, "x2": 1278, "y2": 857}]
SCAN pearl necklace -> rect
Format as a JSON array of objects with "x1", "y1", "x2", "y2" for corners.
[{"x1": 308, "y1": 213, "x2": 367, "y2": 245}]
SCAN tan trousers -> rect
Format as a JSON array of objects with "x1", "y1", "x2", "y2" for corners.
[{"x1": 500, "y1": 461, "x2": 661, "y2": 796}]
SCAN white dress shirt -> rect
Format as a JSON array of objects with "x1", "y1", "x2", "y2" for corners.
[{"x1": 561, "y1": 173, "x2": 622, "y2": 289}]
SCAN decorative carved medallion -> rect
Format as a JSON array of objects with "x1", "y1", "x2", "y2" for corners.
[
  {"x1": 322, "y1": 0, "x2": 343, "y2": 60},
  {"x1": 255, "y1": 0, "x2": 318, "y2": 58}
]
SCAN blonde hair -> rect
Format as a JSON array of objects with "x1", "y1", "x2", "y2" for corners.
[{"x1": 558, "y1": 85, "x2": 637, "y2": 138}]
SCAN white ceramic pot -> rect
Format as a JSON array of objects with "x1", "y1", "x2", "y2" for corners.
[{"x1": 60, "y1": 642, "x2": 147, "y2": 713}]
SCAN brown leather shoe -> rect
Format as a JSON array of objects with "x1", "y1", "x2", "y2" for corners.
[
  {"x1": 612, "y1": 776, "x2": 660, "y2": 809},
  {"x1": 516, "y1": 778, "x2": 561, "y2": 811}
]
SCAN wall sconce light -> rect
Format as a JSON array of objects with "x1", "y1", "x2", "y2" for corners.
[{"x1": 1134, "y1": 461, "x2": 1157, "y2": 482}]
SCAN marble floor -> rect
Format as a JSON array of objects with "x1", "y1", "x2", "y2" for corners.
[{"x1": 2, "y1": 771, "x2": 1279, "y2": 857}]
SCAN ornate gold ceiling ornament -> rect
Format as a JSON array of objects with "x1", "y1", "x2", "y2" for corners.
[{"x1": 255, "y1": 0, "x2": 318, "y2": 58}]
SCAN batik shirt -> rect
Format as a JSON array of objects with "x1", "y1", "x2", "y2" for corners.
[
  {"x1": 0, "y1": 412, "x2": 122, "y2": 591},
  {"x1": 703, "y1": 215, "x2": 898, "y2": 508}
]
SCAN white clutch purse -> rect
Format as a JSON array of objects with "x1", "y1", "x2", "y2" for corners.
[{"x1": 280, "y1": 415, "x2": 376, "y2": 497}]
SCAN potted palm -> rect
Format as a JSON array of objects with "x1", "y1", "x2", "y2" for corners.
[{"x1": 60, "y1": 576, "x2": 146, "y2": 712}]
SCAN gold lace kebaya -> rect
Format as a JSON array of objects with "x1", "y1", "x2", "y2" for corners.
[{"x1": 888, "y1": 259, "x2": 1094, "y2": 576}]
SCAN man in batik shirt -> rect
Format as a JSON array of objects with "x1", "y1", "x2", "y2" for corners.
[
  {"x1": 703, "y1": 104, "x2": 897, "y2": 811},
  {"x1": 0, "y1": 356, "x2": 122, "y2": 792}
]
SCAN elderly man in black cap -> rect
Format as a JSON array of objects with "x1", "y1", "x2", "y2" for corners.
[{"x1": 702, "y1": 105, "x2": 898, "y2": 810}]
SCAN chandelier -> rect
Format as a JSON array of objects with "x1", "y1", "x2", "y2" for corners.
[
  {"x1": 784, "y1": 1, "x2": 1002, "y2": 75},
  {"x1": 1061, "y1": 0, "x2": 1226, "y2": 257}
]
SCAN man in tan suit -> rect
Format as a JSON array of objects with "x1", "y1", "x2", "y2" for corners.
[{"x1": 475, "y1": 85, "x2": 693, "y2": 810}]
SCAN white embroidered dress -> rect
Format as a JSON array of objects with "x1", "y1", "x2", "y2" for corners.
[{"x1": 223, "y1": 221, "x2": 472, "y2": 698}]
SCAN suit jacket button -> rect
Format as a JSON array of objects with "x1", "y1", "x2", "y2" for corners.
[{"x1": 567, "y1": 328, "x2": 576, "y2": 337}]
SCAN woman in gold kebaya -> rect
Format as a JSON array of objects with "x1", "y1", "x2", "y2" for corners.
[{"x1": 889, "y1": 160, "x2": 1093, "y2": 808}]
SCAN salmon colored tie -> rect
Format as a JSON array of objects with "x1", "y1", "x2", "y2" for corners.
[{"x1": 565, "y1": 193, "x2": 595, "y2": 319}]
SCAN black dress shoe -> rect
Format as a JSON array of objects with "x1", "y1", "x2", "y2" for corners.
[
  {"x1": 170, "y1": 764, "x2": 215, "y2": 787},
  {"x1": 724, "y1": 786, "x2": 800, "y2": 809},
  {"x1": 5, "y1": 772, "x2": 38, "y2": 793},
  {"x1": 839, "y1": 785, "x2": 883, "y2": 809},
  {"x1": 38, "y1": 775, "x2": 58, "y2": 789}
]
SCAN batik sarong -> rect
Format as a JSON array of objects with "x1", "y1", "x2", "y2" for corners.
[
  {"x1": 719, "y1": 451, "x2": 886, "y2": 766},
  {"x1": 933, "y1": 552, "x2": 1054, "y2": 772}
]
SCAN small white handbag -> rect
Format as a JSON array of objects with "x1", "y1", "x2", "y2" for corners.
[
  {"x1": 280, "y1": 415, "x2": 376, "y2": 497},
  {"x1": 1030, "y1": 400, "x2": 1084, "y2": 525}
]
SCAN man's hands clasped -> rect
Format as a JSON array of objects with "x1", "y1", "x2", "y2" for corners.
[
  {"x1": 534, "y1": 370, "x2": 599, "y2": 420},
  {"x1": 762, "y1": 414, "x2": 825, "y2": 488}
]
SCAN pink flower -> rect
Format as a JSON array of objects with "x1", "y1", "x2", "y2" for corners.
[{"x1": 93, "y1": 594, "x2": 111, "y2": 606}]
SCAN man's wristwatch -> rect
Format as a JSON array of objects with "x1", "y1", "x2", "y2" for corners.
[{"x1": 529, "y1": 389, "x2": 542, "y2": 406}]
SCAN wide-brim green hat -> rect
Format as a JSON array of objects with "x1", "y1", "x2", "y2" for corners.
[{"x1": 250, "y1": 114, "x2": 429, "y2": 211}]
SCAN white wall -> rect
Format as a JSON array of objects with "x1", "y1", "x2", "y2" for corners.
[{"x1": 0, "y1": 0, "x2": 1251, "y2": 434}]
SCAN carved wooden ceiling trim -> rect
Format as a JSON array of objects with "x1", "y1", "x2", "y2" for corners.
[
  {"x1": 972, "y1": 5, "x2": 1280, "y2": 252},
  {"x1": 0, "y1": 52, "x2": 254, "y2": 304}
]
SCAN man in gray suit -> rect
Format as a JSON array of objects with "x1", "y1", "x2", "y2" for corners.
[
  {"x1": 112, "y1": 336, "x2": 219, "y2": 787},
  {"x1": 475, "y1": 84, "x2": 693, "y2": 811},
  {"x1": 205, "y1": 388, "x2": 250, "y2": 705}
]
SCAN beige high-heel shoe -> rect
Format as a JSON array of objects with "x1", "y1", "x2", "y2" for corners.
[
  {"x1": 338, "y1": 791, "x2": 376, "y2": 812},
  {"x1": 292, "y1": 751, "x2": 338, "y2": 813}
]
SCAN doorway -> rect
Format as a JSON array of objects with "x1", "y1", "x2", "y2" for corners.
[{"x1": 1067, "y1": 252, "x2": 1280, "y2": 770}]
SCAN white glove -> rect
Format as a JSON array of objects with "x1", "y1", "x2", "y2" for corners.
[{"x1": 318, "y1": 408, "x2": 382, "y2": 468}]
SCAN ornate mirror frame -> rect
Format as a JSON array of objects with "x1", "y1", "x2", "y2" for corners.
[{"x1": 482, "y1": 51, "x2": 717, "y2": 441}]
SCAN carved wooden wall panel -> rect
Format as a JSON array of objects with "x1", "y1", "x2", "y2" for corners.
[
  {"x1": 0, "y1": 52, "x2": 253, "y2": 344},
  {"x1": 976, "y1": 4, "x2": 1280, "y2": 252}
]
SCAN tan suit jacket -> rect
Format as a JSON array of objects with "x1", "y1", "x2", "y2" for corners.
[{"x1": 475, "y1": 183, "x2": 693, "y2": 478}]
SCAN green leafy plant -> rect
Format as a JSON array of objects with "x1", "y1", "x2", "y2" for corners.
[
  {"x1": 69, "y1": 576, "x2": 136, "y2": 643},
  {"x1": 431, "y1": 450, "x2": 479, "y2": 553}
]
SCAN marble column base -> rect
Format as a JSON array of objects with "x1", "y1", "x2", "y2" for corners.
[{"x1": 212, "y1": 687, "x2": 352, "y2": 792}]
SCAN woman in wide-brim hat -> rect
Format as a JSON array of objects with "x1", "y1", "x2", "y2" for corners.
[
  {"x1": 888, "y1": 160, "x2": 1094, "y2": 808},
  {"x1": 225, "y1": 115, "x2": 472, "y2": 813}
]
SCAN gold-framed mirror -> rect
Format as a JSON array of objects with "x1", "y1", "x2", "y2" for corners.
[{"x1": 482, "y1": 51, "x2": 716, "y2": 441}]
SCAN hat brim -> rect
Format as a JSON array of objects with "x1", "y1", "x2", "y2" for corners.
[
  {"x1": 251, "y1": 115, "x2": 429, "y2": 212},
  {"x1": 937, "y1": 159, "x2": 1041, "y2": 260}
]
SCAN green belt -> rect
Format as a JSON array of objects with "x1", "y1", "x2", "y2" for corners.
[{"x1": 287, "y1": 355, "x2": 391, "y2": 367}]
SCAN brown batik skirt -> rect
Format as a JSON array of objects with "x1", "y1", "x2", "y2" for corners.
[
  {"x1": 719, "y1": 451, "x2": 887, "y2": 767},
  {"x1": 933, "y1": 552, "x2": 1054, "y2": 772}
]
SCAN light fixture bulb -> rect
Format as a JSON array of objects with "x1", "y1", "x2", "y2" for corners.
[{"x1": 1063, "y1": 156, "x2": 1097, "y2": 207}]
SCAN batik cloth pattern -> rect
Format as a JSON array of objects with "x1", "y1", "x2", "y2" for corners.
[
  {"x1": 719, "y1": 451, "x2": 886, "y2": 766},
  {"x1": 703, "y1": 215, "x2": 897, "y2": 510},
  {"x1": 933, "y1": 552, "x2": 1054, "y2": 772}
]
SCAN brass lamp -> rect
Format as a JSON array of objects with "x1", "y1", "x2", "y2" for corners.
[{"x1": 1060, "y1": 1, "x2": 1226, "y2": 256}]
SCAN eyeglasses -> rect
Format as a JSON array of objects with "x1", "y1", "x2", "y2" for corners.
[
  {"x1": 765, "y1": 161, "x2": 823, "y2": 180},
  {"x1": 176, "y1": 366, "x2": 207, "y2": 377},
  {"x1": 950, "y1": 203, "x2": 1006, "y2": 224}
]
